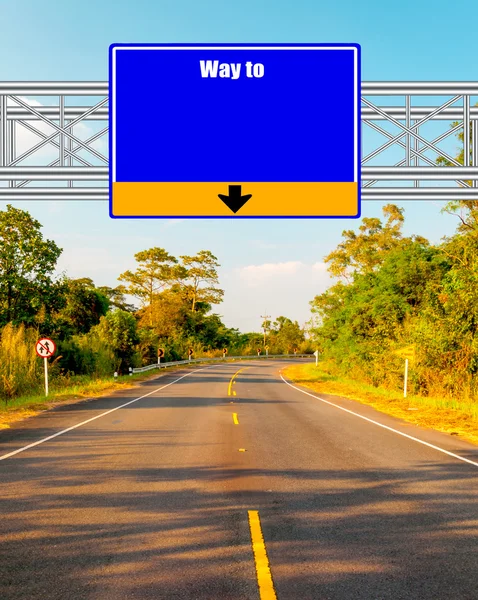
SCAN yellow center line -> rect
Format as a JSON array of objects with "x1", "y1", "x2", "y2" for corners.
[
  {"x1": 232, "y1": 412, "x2": 239, "y2": 425},
  {"x1": 248, "y1": 510, "x2": 277, "y2": 600},
  {"x1": 227, "y1": 367, "x2": 250, "y2": 396}
]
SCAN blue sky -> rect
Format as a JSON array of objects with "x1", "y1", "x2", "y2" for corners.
[{"x1": 0, "y1": 0, "x2": 474, "y2": 331}]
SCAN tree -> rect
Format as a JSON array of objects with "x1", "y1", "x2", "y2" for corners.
[
  {"x1": 179, "y1": 250, "x2": 224, "y2": 311},
  {"x1": 97, "y1": 284, "x2": 135, "y2": 312},
  {"x1": 0, "y1": 205, "x2": 62, "y2": 326},
  {"x1": 118, "y1": 248, "x2": 178, "y2": 326},
  {"x1": 308, "y1": 205, "x2": 453, "y2": 387},
  {"x1": 272, "y1": 316, "x2": 305, "y2": 352},
  {"x1": 436, "y1": 101, "x2": 477, "y2": 180},
  {"x1": 325, "y1": 204, "x2": 408, "y2": 279},
  {"x1": 55, "y1": 278, "x2": 110, "y2": 336},
  {"x1": 92, "y1": 310, "x2": 140, "y2": 372},
  {"x1": 137, "y1": 287, "x2": 189, "y2": 337}
]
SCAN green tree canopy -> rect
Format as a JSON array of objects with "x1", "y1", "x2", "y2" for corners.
[
  {"x1": 97, "y1": 284, "x2": 135, "y2": 312},
  {"x1": 54, "y1": 278, "x2": 110, "y2": 336},
  {"x1": 118, "y1": 247, "x2": 178, "y2": 306},
  {"x1": 325, "y1": 204, "x2": 407, "y2": 279},
  {"x1": 271, "y1": 316, "x2": 305, "y2": 352},
  {"x1": 179, "y1": 250, "x2": 224, "y2": 311},
  {"x1": 118, "y1": 247, "x2": 178, "y2": 326},
  {"x1": 92, "y1": 310, "x2": 140, "y2": 372},
  {"x1": 0, "y1": 205, "x2": 62, "y2": 326}
]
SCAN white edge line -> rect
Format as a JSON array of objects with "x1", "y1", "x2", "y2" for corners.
[
  {"x1": 280, "y1": 375, "x2": 478, "y2": 468},
  {"x1": 0, "y1": 366, "x2": 215, "y2": 462}
]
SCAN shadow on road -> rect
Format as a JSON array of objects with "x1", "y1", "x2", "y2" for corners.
[{"x1": 1, "y1": 445, "x2": 477, "y2": 599}]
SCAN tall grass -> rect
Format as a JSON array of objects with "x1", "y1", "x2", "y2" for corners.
[{"x1": 0, "y1": 324, "x2": 41, "y2": 403}]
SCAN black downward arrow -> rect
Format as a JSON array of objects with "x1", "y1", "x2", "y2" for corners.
[{"x1": 218, "y1": 185, "x2": 252, "y2": 214}]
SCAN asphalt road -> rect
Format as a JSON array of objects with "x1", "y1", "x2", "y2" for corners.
[{"x1": 1, "y1": 360, "x2": 477, "y2": 599}]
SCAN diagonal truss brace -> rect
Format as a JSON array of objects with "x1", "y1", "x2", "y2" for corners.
[{"x1": 0, "y1": 81, "x2": 478, "y2": 201}]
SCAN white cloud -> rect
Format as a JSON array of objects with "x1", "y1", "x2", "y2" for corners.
[
  {"x1": 218, "y1": 260, "x2": 332, "y2": 330},
  {"x1": 238, "y1": 260, "x2": 328, "y2": 287},
  {"x1": 239, "y1": 260, "x2": 301, "y2": 281},
  {"x1": 311, "y1": 262, "x2": 328, "y2": 272},
  {"x1": 56, "y1": 246, "x2": 128, "y2": 280}
]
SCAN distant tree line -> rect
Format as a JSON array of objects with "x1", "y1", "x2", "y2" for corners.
[
  {"x1": 0, "y1": 205, "x2": 310, "y2": 401},
  {"x1": 309, "y1": 117, "x2": 478, "y2": 399},
  {"x1": 309, "y1": 200, "x2": 478, "y2": 398}
]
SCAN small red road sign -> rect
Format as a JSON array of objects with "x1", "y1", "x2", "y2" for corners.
[{"x1": 35, "y1": 338, "x2": 56, "y2": 358}]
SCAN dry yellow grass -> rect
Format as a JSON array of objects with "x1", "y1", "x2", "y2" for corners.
[
  {"x1": 0, "y1": 371, "x2": 164, "y2": 429},
  {"x1": 284, "y1": 363, "x2": 478, "y2": 447},
  {"x1": 0, "y1": 359, "x2": 230, "y2": 430}
]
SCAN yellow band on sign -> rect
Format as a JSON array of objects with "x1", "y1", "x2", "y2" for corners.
[{"x1": 112, "y1": 182, "x2": 359, "y2": 217}]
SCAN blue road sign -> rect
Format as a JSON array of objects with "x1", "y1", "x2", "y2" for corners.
[{"x1": 109, "y1": 43, "x2": 361, "y2": 218}]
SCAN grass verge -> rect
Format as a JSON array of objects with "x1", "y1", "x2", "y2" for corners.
[
  {"x1": 0, "y1": 358, "x2": 241, "y2": 430},
  {"x1": 0, "y1": 369, "x2": 173, "y2": 430},
  {"x1": 283, "y1": 362, "x2": 478, "y2": 447}
]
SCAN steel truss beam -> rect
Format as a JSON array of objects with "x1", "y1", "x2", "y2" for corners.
[{"x1": 0, "y1": 81, "x2": 478, "y2": 201}]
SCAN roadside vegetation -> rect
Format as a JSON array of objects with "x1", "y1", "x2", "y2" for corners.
[
  {"x1": 0, "y1": 205, "x2": 311, "y2": 425},
  {"x1": 285, "y1": 124, "x2": 478, "y2": 444},
  {"x1": 304, "y1": 198, "x2": 478, "y2": 400},
  {"x1": 0, "y1": 370, "x2": 160, "y2": 430},
  {"x1": 304, "y1": 123, "x2": 478, "y2": 402},
  {"x1": 2, "y1": 124, "x2": 477, "y2": 437},
  {"x1": 284, "y1": 362, "x2": 478, "y2": 446}
]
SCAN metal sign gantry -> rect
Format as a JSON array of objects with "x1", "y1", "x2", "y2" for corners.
[{"x1": 0, "y1": 81, "x2": 477, "y2": 201}]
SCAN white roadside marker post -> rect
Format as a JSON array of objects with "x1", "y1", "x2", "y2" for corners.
[
  {"x1": 403, "y1": 358, "x2": 409, "y2": 398},
  {"x1": 314, "y1": 349, "x2": 319, "y2": 367}
]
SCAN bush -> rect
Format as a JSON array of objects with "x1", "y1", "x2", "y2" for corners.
[{"x1": 0, "y1": 324, "x2": 41, "y2": 403}]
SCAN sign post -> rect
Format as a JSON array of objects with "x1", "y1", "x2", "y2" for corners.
[
  {"x1": 110, "y1": 43, "x2": 360, "y2": 219},
  {"x1": 257, "y1": 348, "x2": 261, "y2": 357},
  {"x1": 223, "y1": 348, "x2": 228, "y2": 359},
  {"x1": 188, "y1": 348, "x2": 194, "y2": 361},
  {"x1": 158, "y1": 347, "x2": 165, "y2": 366},
  {"x1": 44, "y1": 357, "x2": 49, "y2": 396},
  {"x1": 35, "y1": 338, "x2": 56, "y2": 397},
  {"x1": 314, "y1": 349, "x2": 319, "y2": 367},
  {"x1": 265, "y1": 345, "x2": 269, "y2": 357}
]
